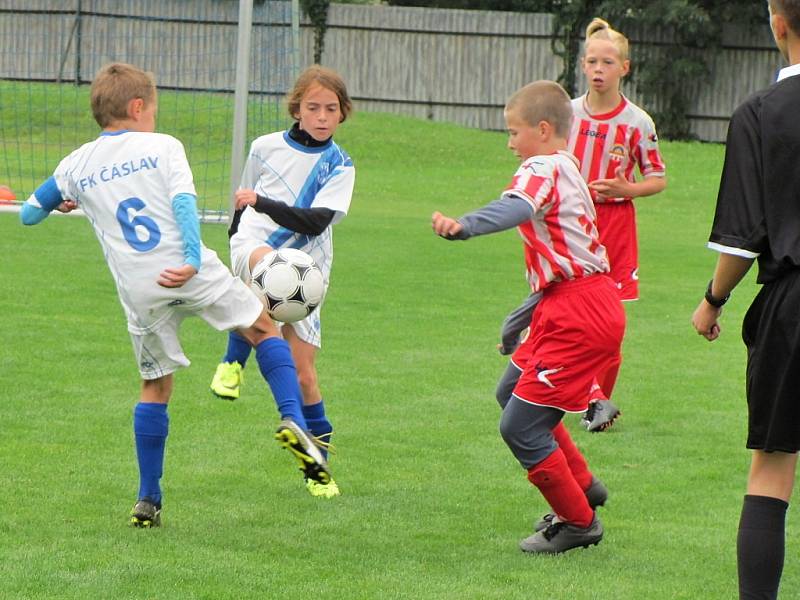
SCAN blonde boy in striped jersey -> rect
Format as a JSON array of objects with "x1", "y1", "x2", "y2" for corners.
[{"x1": 433, "y1": 80, "x2": 625, "y2": 554}]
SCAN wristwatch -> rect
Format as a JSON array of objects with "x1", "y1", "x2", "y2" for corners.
[{"x1": 705, "y1": 279, "x2": 730, "y2": 308}]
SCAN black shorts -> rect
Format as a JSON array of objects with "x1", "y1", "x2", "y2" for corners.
[{"x1": 743, "y1": 270, "x2": 800, "y2": 453}]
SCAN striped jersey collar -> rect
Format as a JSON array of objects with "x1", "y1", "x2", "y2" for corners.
[{"x1": 580, "y1": 92, "x2": 628, "y2": 121}]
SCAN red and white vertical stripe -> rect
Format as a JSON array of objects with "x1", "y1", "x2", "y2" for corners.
[
  {"x1": 502, "y1": 151, "x2": 609, "y2": 293},
  {"x1": 569, "y1": 94, "x2": 666, "y2": 204}
]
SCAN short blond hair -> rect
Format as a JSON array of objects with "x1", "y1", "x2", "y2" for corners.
[
  {"x1": 287, "y1": 65, "x2": 353, "y2": 123},
  {"x1": 585, "y1": 18, "x2": 629, "y2": 62},
  {"x1": 505, "y1": 80, "x2": 573, "y2": 138},
  {"x1": 90, "y1": 63, "x2": 156, "y2": 128}
]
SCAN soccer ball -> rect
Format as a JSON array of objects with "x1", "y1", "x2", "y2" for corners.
[{"x1": 249, "y1": 248, "x2": 325, "y2": 323}]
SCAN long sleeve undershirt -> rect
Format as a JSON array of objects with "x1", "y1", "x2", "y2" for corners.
[
  {"x1": 171, "y1": 192, "x2": 201, "y2": 271},
  {"x1": 251, "y1": 195, "x2": 335, "y2": 236},
  {"x1": 20, "y1": 177, "x2": 62, "y2": 225},
  {"x1": 448, "y1": 194, "x2": 533, "y2": 240}
]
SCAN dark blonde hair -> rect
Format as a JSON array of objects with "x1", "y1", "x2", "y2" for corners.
[
  {"x1": 505, "y1": 80, "x2": 573, "y2": 138},
  {"x1": 287, "y1": 65, "x2": 353, "y2": 123},
  {"x1": 770, "y1": 0, "x2": 800, "y2": 35},
  {"x1": 90, "y1": 63, "x2": 156, "y2": 128},
  {"x1": 584, "y1": 18, "x2": 629, "y2": 62}
]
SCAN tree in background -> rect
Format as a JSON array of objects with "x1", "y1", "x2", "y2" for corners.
[
  {"x1": 301, "y1": 0, "x2": 330, "y2": 64},
  {"x1": 385, "y1": 0, "x2": 769, "y2": 139}
]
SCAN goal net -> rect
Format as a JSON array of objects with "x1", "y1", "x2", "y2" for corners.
[{"x1": 0, "y1": 0, "x2": 297, "y2": 220}]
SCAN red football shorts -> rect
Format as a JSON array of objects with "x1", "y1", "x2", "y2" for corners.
[
  {"x1": 596, "y1": 201, "x2": 639, "y2": 301},
  {"x1": 511, "y1": 275, "x2": 625, "y2": 413}
]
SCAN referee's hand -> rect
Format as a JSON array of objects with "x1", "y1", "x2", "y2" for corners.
[{"x1": 692, "y1": 299, "x2": 722, "y2": 341}]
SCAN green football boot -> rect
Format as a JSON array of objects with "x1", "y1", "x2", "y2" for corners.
[{"x1": 210, "y1": 361, "x2": 242, "y2": 400}]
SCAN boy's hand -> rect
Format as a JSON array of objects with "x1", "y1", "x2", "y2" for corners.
[
  {"x1": 431, "y1": 211, "x2": 463, "y2": 238},
  {"x1": 692, "y1": 299, "x2": 722, "y2": 341},
  {"x1": 157, "y1": 264, "x2": 198, "y2": 288},
  {"x1": 234, "y1": 188, "x2": 257, "y2": 210},
  {"x1": 588, "y1": 166, "x2": 631, "y2": 200},
  {"x1": 56, "y1": 199, "x2": 79, "y2": 213}
]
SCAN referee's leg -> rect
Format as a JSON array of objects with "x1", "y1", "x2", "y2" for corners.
[{"x1": 737, "y1": 450, "x2": 797, "y2": 600}]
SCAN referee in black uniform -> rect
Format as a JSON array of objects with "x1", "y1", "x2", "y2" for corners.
[{"x1": 692, "y1": 2, "x2": 800, "y2": 598}]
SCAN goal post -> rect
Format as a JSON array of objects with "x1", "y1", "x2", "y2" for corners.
[{"x1": 0, "y1": 0, "x2": 299, "y2": 221}]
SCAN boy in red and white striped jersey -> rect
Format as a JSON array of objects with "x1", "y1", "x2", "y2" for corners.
[
  {"x1": 569, "y1": 17, "x2": 667, "y2": 430},
  {"x1": 432, "y1": 80, "x2": 625, "y2": 554},
  {"x1": 496, "y1": 19, "x2": 666, "y2": 433}
]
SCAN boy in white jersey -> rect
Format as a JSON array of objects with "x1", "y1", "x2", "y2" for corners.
[
  {"x1": 209, "y1": 65, "x2": 354, "y2": 499},
  {"x1": 432, "y1": 81, "x2": 625, "y2": 554},
  {"x1": 20, "y1": 63, "x2": 329, "y2": 527}
]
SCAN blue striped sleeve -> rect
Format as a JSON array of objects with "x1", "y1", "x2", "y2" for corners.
[
  {"x1": 20, "y1": 203, "x2": 50, "y2": 225},
  {"x1": 171, "y1": 192, "x2": 201, "y2": 272},
  {"x1": 20, "y1": 177, "x2": 63, "y2": 225}
]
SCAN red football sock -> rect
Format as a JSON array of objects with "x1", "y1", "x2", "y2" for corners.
[
  {"x1": 528, "y1": 447, "x2": 594, "y2": 528},
  {"x1": 552, "y1": 422, "x2": 593, "y2": 491},
  {"x1": 596, "y1": 354, "x2": 621, "y2": 398}
]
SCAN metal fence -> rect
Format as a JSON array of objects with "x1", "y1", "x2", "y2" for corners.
[{"x1": 0, "y1": 1, "x2": 784, "y2": 143}]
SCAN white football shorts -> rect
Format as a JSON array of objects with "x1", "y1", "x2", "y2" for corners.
[{"x1": 129, "y1": 274, "x2": 263, "y2": 380}]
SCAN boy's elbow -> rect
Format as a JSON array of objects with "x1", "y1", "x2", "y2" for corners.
[
  {"x1": 20, "y1": 203, "x2": 48, "y2": 225},
  {"x1": 307, "y1": 223, "x2": 327, "y2": 236}
]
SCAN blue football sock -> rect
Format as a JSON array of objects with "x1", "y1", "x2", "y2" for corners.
[
  {"x1": 223, "y1": 331, "x2": 251, "y2": 368},
  {"x1": 133, "y1": 402, "x2": 169, "y2": 505},
  {"x1": 303, "y1": 400, "x2": 333, "y2": 459},
  {"x1": 255, "y1": 337, "x2": 307, "y2": 430}
]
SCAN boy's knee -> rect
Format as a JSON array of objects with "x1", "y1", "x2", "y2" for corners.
[
  {"x1": 495, "y1": 363, "x2": 522, "y2": 409},
  {"x1": 498, "y1": 409, "x2": 521, "y2": 446},
  {"x1": 238, "y1": 313, "x2": 280, "y2": 346},
  {"x1": 499, "y1": 401, "x2": 559, "y2": 467},
  {"x1": 141, "y1": 375, "x2": 173, "y2": 404},
  {"x1": 495, "y1": 381, "x2": 514, "y2": 409}
]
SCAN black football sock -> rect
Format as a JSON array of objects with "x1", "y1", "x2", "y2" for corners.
[{"x1": 737, "y1": 494, "x2": 788, "y2": 600}]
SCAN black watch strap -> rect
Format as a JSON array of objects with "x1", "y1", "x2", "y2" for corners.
[{"x1": 705, "y1": 279, "x2": 729, "y2": 308}]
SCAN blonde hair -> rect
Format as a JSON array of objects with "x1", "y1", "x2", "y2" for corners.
[
  {"x1": 287, "y1": 65, "x2": 353, "y2": 123},
  {"x1": 584, "y1": 18, "x2": 629, "y2": 62},
  {"x1": 90, "y1": 63, "x2": 156, "y2": 128},
  {"x1": 505, "y1": 80, "x2": 573, "y2": 138}
]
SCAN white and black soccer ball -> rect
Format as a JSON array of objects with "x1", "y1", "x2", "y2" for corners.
[{"x1": 249, "y1": 248, "x2": 325, "y2": 323}]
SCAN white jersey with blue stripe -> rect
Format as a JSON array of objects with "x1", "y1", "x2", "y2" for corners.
[
  {"x1": 42, "y1": 130, "x2": 230, "y2": 333},
  {"x1": 234, "y1": 130, "x2": 355, "y2": 280}
]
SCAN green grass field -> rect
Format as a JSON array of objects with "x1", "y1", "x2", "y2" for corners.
[{"x1": 1, "y1": 109, "x2": 796, "y2": 599}]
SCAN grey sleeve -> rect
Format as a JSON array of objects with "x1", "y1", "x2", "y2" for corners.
[{"x1": 448, "y1": 194, "x2": 533, "y2": 240}]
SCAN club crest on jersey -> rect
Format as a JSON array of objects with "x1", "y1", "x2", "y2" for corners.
[
  {"x1": 316, "y1": 161, "x2": 332, "y2": 185},
  {"x1": 608, "y1": 144, "x2": 627, "y2": 161}
]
